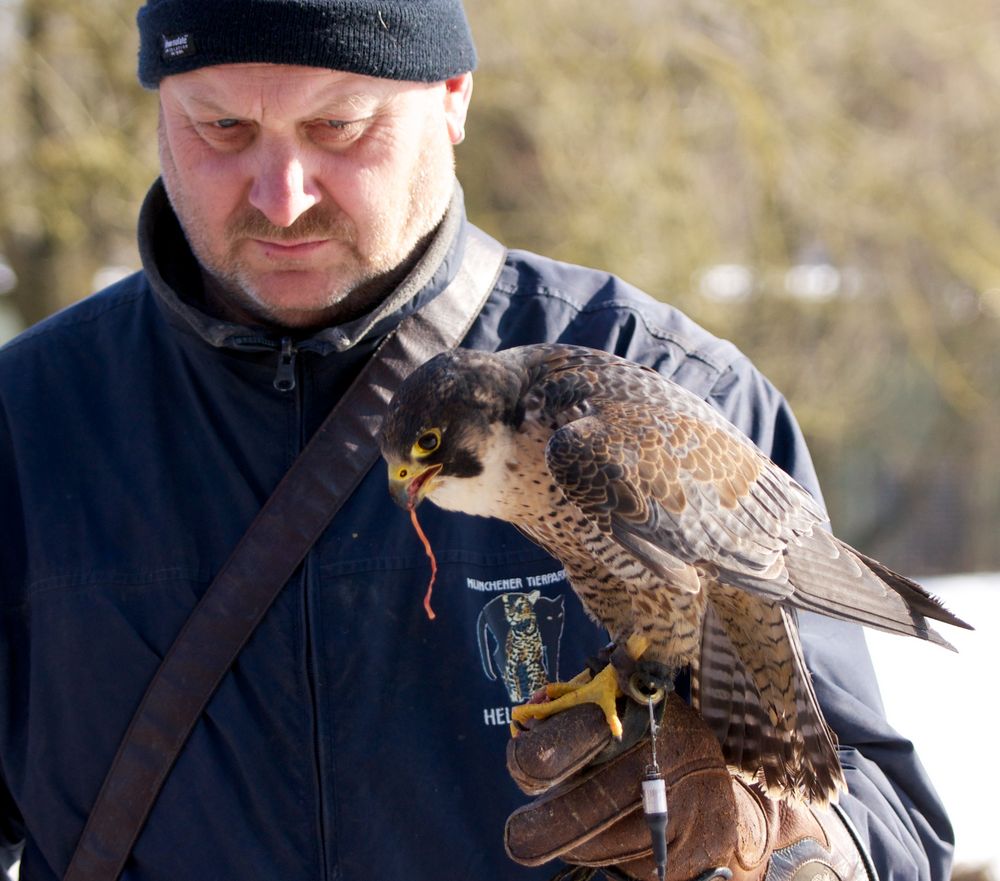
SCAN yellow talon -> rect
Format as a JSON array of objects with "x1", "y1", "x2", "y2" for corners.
[
  {"x1": 544, "y1": 669, "x2": 593, "y2": 699},
  {"x1": 509, "y1": 663, "x2": 624, "y2": 739},
  {"x1": 508, "y1": 638, "x2": 653, "y2": 736},
  {"x1": 625, "y1": 633, "x2": 650, "y2": 659}
]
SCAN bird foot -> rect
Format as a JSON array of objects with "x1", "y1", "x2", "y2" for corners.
[
  {"x1": 510, "y1": 663, "x2": 624, "y2": 739},
  {"x1": 607, "y1": 639, "x2": 676, "y2": 706}
]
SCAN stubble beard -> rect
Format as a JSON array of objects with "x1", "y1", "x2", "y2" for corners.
[{"x1": 159, "y1": 121, "x2": 454, "y2": 329}]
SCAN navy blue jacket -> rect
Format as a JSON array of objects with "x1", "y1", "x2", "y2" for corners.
[{"x1": 0, "y1": 181, "x2": 953, "y2": 881}]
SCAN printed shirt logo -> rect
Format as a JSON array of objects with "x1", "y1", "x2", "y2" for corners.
[
  {"x1": 161, "y1": 33, "x2": 196, "y2": 60},
  {"x1": 476, "y1": 590, "x2": 565, "y2": 704},
  {"x1": 462, "y1": 567, "x2": 569, "y2": 728}
]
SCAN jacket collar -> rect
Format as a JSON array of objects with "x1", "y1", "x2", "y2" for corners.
[{"x1": 138, "y1": 177, "x2": 470, "y2": 356}]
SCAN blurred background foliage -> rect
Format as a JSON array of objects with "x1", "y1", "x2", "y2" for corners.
[{"x1": 0, "y1": 0, "x2": 998, "y2": 576}]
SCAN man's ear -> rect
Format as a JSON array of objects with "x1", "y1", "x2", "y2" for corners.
[{"x1": 442, "y1": 72, "x2": 473, "y2": 144}]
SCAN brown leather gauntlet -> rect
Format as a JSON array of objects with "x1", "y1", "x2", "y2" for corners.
[{"x1": 505, "y1": 695, "x2": 872, "y2": 881}]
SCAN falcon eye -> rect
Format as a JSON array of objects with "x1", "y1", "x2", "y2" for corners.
[{"x1": 412, "y1": 428, "x2": 442, "y2": 458}]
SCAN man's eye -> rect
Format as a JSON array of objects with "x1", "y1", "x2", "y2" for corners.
[
  {"x1": 215, "y1": 118, "x2": 241, "y2": 129},
  {"x1": 312, "y1": 118, "x2": 368, "y2": 141}
]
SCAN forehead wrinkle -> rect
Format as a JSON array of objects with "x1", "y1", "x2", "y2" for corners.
[
  {"x1": 170, "y1": 65, "x2": 409, "y2": 122},
  {"x1": 181, "y1": 92, "x2": 239, "y2": 116},
  {"x1": 178, "y1": 85, "x2": 390, "y2": 124}
]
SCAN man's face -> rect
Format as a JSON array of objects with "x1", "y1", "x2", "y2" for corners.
[{"x1": 158, "y1": 64, "x2": 472, "y2": 328}]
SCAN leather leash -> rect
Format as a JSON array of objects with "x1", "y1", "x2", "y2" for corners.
[{"x1": 63, "y1": 228, "x2": 507, "y2": 881}]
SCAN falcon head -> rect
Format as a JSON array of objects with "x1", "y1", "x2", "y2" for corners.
[{"x1": 379, "y1": 348, "x2": 525, "y2": 512}]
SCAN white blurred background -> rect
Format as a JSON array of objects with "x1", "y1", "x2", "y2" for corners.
[{"x1": 867, "y1": 572, "x2": 999, "y2": 878}]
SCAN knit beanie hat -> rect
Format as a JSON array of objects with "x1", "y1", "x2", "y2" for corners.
[{"x1": 137, "y1": 0, "x2": 477, "y2": 88}]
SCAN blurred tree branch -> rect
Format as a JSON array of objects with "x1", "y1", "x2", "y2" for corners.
[
  {"x1": 0, "y1": 0, "x2": 997, "y2": 573},
  {"x1": 0, "y1": 0, "x2": 157, "y2": 325},
  {"x1": 463, "y1": 0, "x2": 1000, "y2": 573}
]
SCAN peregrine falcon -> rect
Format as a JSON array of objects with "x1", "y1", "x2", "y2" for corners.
[{"x1": 379, "y1": 343, "x2": 970, "y2": 804}]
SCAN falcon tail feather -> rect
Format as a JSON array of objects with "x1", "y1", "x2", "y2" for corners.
[
  {"x1": 848, "y1": 546, "x2": 973, "y2": 631},
  {"x1": 780, "y1": 529, "x2": 971, "y2": 650},
  {"x1": 693, "y1": 599, "x2": 844, "y2": 805}
]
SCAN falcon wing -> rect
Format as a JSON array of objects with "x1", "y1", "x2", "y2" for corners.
[
  {"x1": 544, "y1": 401, "x2": 801, "y2": 594},
  {"x1": 543, "y1": 379, "x2": 968, "y2": 644}
]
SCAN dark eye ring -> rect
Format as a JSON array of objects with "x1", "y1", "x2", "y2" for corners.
[{"x1": 417, "y1": 432, "x2": 440, "y2": 452}]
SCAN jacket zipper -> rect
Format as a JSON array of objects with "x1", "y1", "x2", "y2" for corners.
[
  {"x1": 228, "y1": 335, "x2": 299, "y2": 393},
  {"x1": 274, "y1": 337, "x2": 298, "y2": 392},
  {"x1": 291, "y1": 361, "x2": 330, "y2": 881},
  {"x1": 231, "y1": 331, "x2": 328, "y2": 874}
]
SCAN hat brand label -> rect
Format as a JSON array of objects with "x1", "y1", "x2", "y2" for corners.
[{"x1": 161, "y1": 33, "x2": 196, "y2": 60}]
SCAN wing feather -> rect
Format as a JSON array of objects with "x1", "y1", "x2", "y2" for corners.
[{"x1": 533, "y1": 346, "x2": 966, "y2": 646}]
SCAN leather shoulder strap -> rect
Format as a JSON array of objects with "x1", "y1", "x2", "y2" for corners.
[{"x1": 63, "y1": 228, "x2": 507, "y2": 881}]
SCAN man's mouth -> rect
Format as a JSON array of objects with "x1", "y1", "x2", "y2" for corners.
[{"x1": 251, "y1": 238, "x2": 330, "y2": 258}]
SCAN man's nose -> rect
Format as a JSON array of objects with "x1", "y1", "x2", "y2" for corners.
[{"x1": 248, "y1": 147, "x2": 320, "y2": 228}]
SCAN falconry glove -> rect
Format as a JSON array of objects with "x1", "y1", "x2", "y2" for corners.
[{"x1": 504, "y1": 695, "x2": 873, "y2": 881}]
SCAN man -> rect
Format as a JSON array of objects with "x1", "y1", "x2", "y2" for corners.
[{"x1": 0, "y1": 1, "x2": 954, "y2": 880}]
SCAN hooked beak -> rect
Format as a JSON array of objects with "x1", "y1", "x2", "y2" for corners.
[{"x1": 387, "y1": 461, "x2": 443, "y2": 510}]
